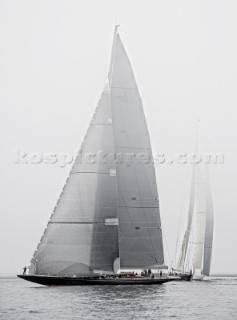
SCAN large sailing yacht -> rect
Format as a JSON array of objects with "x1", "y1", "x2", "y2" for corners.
[{"x1": 18, "y1": 26, "x2": 178, "y2": 286}]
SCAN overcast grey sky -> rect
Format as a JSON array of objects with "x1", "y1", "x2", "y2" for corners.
[{"x1": 0, "y1": 0, "x2": 237, "y2": 276}]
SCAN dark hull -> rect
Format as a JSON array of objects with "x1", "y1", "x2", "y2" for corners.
[
  {"x1": 17, "y1": 274, "x2": 182, "y2": 286},
  {"x1": 180, "y1": 274, "x2": 192, "y2": 281}
]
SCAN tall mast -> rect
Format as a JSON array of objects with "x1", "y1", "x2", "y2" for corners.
[{"x1": 108, "y1": 25, "x2": 120, "y2": 87}]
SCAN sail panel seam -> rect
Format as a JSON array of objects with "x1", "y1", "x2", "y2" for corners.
[
  {"x1": 118, "y1": 205, "x2": 159, "y2": 208},
  {"x1": 49, "y1": 221, "x2": 117, "y2": 225},
  {"x1": 71, "y1": 172, "x2": 110, "y2": 175},
  {"x1": 111, "y1": 86, "x2": 137, "y2": 90}
]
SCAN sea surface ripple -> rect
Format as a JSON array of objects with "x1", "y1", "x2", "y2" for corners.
[{"x1": 0, "y1": 277, "x2": 237, "y2": 320}]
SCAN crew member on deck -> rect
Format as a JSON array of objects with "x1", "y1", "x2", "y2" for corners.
[{"x1": 23, "y1": 266, "x2": 27, "y2": 275}]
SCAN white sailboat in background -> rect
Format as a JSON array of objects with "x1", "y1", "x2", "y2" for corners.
[{"x1": 176, "y1": 156, "x2": 214, "y2": 280}]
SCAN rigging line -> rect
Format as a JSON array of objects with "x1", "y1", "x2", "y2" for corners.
[
  {"x1": 179, "y1": 166, "x2": 195, "y2": 271},
  {"x1": 108, "y1": 81, "x2": 120, "y2": 264},
  {"x1": 185, "y1": 224, "x2": 195, "y2": 272},
  {"x1": 189, "y1": 232, "x2": 195, "y2": 270},
  {"x1": 108, "y1": 25, "x2": 119, "y2": 87},
  {"x1": 174, "y1": 180, "x2": 190, "y2": 268},
  {"x1": 162, "y1": 231, "x2": 171, "y2": 267},
  {"x1": 111, "y1": 124, "x2": 120, "y2": 264}
]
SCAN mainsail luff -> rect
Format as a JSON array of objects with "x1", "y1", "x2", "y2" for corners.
[{"x1": 109, "y1": 29, "x2": 165, "y2": 268}]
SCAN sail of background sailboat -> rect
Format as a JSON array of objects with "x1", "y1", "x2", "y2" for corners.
[
  {"x1": 203, "y1": 166, "x2": 214, "y2": 277},
  {"x1": 176, "y1": 166, "x2": 195, "y2": 272},
  {"x1": 18, "y1": 27, "x2": 174, "y2": 286},
  {"x1": 175, "y1": 162, "x2": 214, "y2": 280}
]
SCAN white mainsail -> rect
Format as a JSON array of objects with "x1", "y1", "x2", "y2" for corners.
[{"x1": 28, "y1": 27, "x2": 165, "y2": 276}]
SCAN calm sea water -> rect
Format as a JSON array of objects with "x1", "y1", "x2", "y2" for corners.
[{"x1": 0, "y1": 277, "x2": 236, "y2": 320}]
